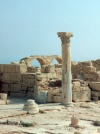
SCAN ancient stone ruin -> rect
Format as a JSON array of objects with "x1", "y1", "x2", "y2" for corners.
[{"x1": 0, "y1": 55, "x2": 100, "y2": 103}]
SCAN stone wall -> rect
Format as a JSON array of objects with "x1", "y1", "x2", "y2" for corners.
[
  {"x1": 72, "y1": 60, "x2": 100, "y2": 82},
  {"x1": 0, "y1": 58, "x2": 100, "y2": 103},
  {"x1": 0, "y1": 63, "x2": 61, "y2": 99}
]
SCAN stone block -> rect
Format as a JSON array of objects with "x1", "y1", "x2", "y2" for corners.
[
  {"x1": 53, "y1": 95, "x2": 61, "y2": 103},
  {"x1": 0, "y1": 93, "x2": 7, "y2": 101},
  {"x1": 89, "y1": 82, "x2": 100, "y2": 91},
  {"x1": 0, "y1": 64, "x2": 5, "y2": 72},
  {"x1": 27, "y1": 92, "x2": 34, "y2": 98},
  {"x1": 0, "y1": 100, "x2": 6, "y2": 105},
  {"x1": 21, "y1": 73, "x2": 28, "y2": 79},
  {"x1": 72, "y1": 87, "x2": 91, "y2": 102},
  {"x1": 27, "y1": 73, "x2": 36, "y2": 79},
  {"x1": 27, "y1": 79, "x2": 35, "y2": 87},
  {"x1": 91, "y1": 91, "x2": 100, "y2": 97},
  {"x1": 47, "y1": 91, "x2": 53, "y2": 103},
  {"x1": 21, "y1": 86, "x2": 27, "y2": 91},
  {"x1": 10, "y1": 73, "x2": 21, "y2": 81},
  {"x1": 72, "y1": 81, "x2": 81, "y2": 87},
  {"x1": 16, "y1": 64, "x2": 27, "y2": 73},
  {"x1": 4, "y1": 65, "x2": 16, "y2": 73},
  {"x1": 35, "y1": 90, "x2": 48, "y2": 104},
  {"x1": 10, "y1": 84, "x2": 21, "y2": 92},
  {"x1": 54, "y1": 92, "x2": 62, "y2": 96},
  {"x1": 1, "y1": 84, "x2": 9, "y2": 92},
  {"x1": 1, "y1": 73, "x2": 10, "y2": 81}
]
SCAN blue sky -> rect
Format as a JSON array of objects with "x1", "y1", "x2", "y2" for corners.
[{"x1": 0, "y1": 0, "x2": 100, "y2": 64}]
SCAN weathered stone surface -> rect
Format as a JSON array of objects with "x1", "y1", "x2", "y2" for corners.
[
  {"x1": 72, "y1": 88, "x2": 91, "y2": 102},
  {"x1": 0, "y1": 93, "x2": 7, "y2": 101},
  {"x1": 10, "y1": 73, "x2": 21, "y2": 81},
  {"x1": 0, "y1": 64, "x2": 5, "y2": 72},
  {"x1": 23, "y1": 99, "x2": 39, "y2": 114},
  {"x1": 1, "y1": 73, "x2": 10, "y2": 81},
  {"x1": 47, "y1": 91, "x2": 53, "y2": 103},
  {"x1": 53, "y1": 96, "x2": 61, "y2": 103},
  {"x1": 4, "y1": 65, "x2": 17, "y2": 73},
  {"x1": 16, "y1": 64, "x2": 27, "y2": 73},
  {"x1": 89, "y1": 82, "x2": 100, "y2": 91},
  {"x1": 0, "y1": 100, "x2": 6, "y2": 105},
  {"x1": 35, "y1": 90, "x2": 48, "y2": 103},
  {"x1": 1, "y1": 84, "x2": 9, "y2": 92},
  {"x1": 10, "y1": 84, "x2": 21, "y2": 92}
]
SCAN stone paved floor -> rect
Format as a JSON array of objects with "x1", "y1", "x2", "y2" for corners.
[{"x1": 0, "y1": 97, "x2": 100, "y2": 134}]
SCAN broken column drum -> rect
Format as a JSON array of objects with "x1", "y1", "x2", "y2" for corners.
[{"x1": 57, "y1": 32, "x2": 73, "y2": 106}]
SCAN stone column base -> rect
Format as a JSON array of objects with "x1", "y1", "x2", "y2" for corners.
[{"x1": 61, "y1": 102, "x2": 74, "y2": 107}]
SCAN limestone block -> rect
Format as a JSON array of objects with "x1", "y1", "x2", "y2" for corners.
[
  {"x1": 35, "y1": 90, "x2": 48, "y2": 104},
  {"x1": 4, "y1": 65, "x2": 17, "y2": 73},
  {"x1": 54, "y1": 92, "x2": 62, "y2": 96},
  {"x1": 0, "y1": 64, "x2": 5, "y2": 72},
  {"x1": 84, "y1": 66, "x2": 96, "y2": 73},
  {"x1": 27, "y1": 79, "x2": 35, "y2": 87},
  {"x1": 0, "y1": 100, "x2": 6, "y2": 105},
  {"x1": 72, "y1": 87, "x2": 91, "y2": 102},
  {"x1": 27, "y1": 91, "x2": 34, "y2": 98},
  {"x1": 91, "y1": 91, "x2": 100, "y2": 97},
  {"x1": 27, "y1": 73, "x2": 36, "y2": 79},
  {"x1": 47, "y1": 91, "x2": 53, "y2": 103},
  {"x1": 21, "y1": 73, "x2": 28, "y2": 79},
  {"x1": 21, "y1": 86, "x2": 27, "y2": 91},
  {"x1": 53, "y1": 95, "x2": 61, "y2": 103},
  {"x1": 10, "y1": 73, "x2": 21, "y2": 81},
  {"x1": 72, "y1": 81, "x2": 80, "y2": 87},
  {"x1": 1, "y1": 73, "x2": 10, "y2": 81},
  {"x1": 22, "y1": 78, "x2": 29, "y2": 87},
  {"x1": 10, "y1": 84, "x2": 21, "y2": 92},
  {"x1": 0, "y1": 93, "x2": 7, "y2": 101},
  {"x1": 84, "y1": 61, "x2": 92, "y2": 66},
  {"x1": 1, "y1": 84, "x2": 9, "y2": 92},
  {"x1": 89, "y1": 82, "x2": 100, "y2": 91},
  {"x1": 72, "y1": 86, "x2": 81, "y2": 92},
  {"x1": 16, "y1": 64, "x2": 27, "y2": 73}
]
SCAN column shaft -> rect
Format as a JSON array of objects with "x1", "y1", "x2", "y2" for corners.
[{"x1": 57, "y1": 32, "x2": 73, "y2": 107}]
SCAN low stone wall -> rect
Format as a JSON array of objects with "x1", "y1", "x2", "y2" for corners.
[{"x1": 89, "y1": 82, "x2": 100, "y2": 100}]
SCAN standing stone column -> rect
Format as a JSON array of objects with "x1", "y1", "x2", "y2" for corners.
[{"x1": 57, "y1": 32, "x2": 73, "y2": 107}]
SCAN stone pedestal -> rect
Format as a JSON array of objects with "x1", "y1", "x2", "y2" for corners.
[
  {"x1": 69, "y1": 116, "x2": 79, "y2": 128},
  {"x1": 57, "y1": 32, "x2": 73, "y2": 106},
  {"x1": 23, "y1": 99, "x2": 39, "y2": 114}
]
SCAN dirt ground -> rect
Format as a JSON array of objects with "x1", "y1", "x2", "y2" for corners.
[{"x1": 0, "y1": 97, "x2": 100, "y2": 134}]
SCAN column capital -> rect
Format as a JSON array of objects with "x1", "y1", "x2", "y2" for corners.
[{"x1": 57, "y1": 32, "x2": 73, "y2": 44}]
